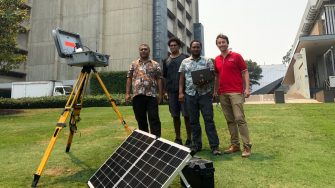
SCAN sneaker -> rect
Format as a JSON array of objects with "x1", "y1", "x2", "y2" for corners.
[
  {"x1": 212, "y1": 147, "x2": 221, "y2": 156},
  {"x1": 223, "y1": 144, "x2": 241, "y2": 154},
  {"x1": 174, "y1": 138, "x2": 182, "y2": 145},
  {"x1": 241, "y1": 144, "x2": 252, "y2": 157},
  {"x1": 184, "y1": 139, "x2": 192, "y2": 148}
]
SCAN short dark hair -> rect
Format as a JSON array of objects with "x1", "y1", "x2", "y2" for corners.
[
  {"x1": 190, "y1": 39, "x2": 202, "y2": 48},
  {"x1": 216, "y1": 34, "x2": 229, "y2": 44},
  {"x1": 168, "y1": 37, "x2": 182, "y2": 46}
]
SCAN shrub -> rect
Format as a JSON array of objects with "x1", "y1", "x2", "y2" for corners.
[
  {"x1": 0, "y1": 94, "x2": 126, "y2": 109},
  {"x1": 90, "y1": 71, "x2": 127, "y2": 95}
]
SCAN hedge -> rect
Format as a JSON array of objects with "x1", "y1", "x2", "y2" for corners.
[
  {"x1": 90, "y1": 71, "x2": 127, "y2": 95},
  {"x1": 0, "y1": 94, "x2": 127, "y2": 109}
]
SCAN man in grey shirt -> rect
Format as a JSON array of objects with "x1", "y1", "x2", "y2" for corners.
[{"x1": 163, "y1": 37, "x2": 192, "y2": 147}]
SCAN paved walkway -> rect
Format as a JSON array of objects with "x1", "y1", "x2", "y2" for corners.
[{"x1": 245, "y1": 94, "x2": 322, "y2": 104}]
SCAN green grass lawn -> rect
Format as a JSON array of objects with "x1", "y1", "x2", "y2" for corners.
[{"x1": 0, "y1": 104, "x2": 335, "y2": 187}]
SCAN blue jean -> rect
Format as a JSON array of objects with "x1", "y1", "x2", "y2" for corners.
[{"x1": 185, "y1": 93, "x2": 220, "y2": 150}]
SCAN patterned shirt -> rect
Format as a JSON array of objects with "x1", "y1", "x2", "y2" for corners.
[
  {"x1": 127, "y1": 59, "x2": 162, "y2": 98},
  {"x1": 178, "y1": 56, "x2": 214, "y2": 96}
]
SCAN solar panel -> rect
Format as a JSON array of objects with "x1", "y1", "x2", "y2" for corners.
[{"x1": 88, "y1": 130, "x2": 191, "y2": 188}]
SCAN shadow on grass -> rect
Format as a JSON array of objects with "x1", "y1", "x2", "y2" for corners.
[
  {"x1": 45, "y1": 153, "x2": 96, "y2": 186},
  {"x1": 221, "y1": 152, "x2": 275, "y2": 161},
  {"x1": 50, "y1": 168, "x2": 95, "y2": 186},
  {"x1": 67, "y1": 152, "x2": 92, "y2": 170},
  {"x1": 0, "y1": 109, "x2": 24, "y2": 115}
]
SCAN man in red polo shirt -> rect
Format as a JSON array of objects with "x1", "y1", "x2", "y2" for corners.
[{"x1": 213, "y1": 34, "x2": 252, "y2": 157}]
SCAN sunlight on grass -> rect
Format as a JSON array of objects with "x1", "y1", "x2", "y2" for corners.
[{"x1": 0, "y1": 104, "x2": 334, "y2": 187}]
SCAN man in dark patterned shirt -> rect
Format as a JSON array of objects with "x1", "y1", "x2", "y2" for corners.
[{"x1": 125, "y1": 44, "x2": 163, "y2": 137}]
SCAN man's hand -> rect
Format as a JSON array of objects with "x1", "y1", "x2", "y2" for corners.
[
  {"x1": 244, "y1": 89, "x2": 250, "y2": 98},
  {"x1": 163, "y1": 92, "x2": 168, "y2": 101},
  {"x1": 178, "y1": 93, "x2": 185, "y2": 102},
  {"x1": 213, "y1": 92, "x2": 219, "y2": 102},
  {"x1": 157, "y1": 94, "x2": 162, "y2": 104},
  {"x1": 125, "y1": 93, "x2": 131, "y2": 102}
]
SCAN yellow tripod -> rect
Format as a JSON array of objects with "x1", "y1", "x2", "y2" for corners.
[{"x1": 31, "y1": 66, "x2": 132, "y2": 187}]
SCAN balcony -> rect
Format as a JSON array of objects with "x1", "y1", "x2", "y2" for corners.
[
  {"x1": 186, "y1": 11, "x2": 192, "y2": 20},
  {"x1": 167, "y1": 9, "x2": 176, "y2": 20},
  {"x1": 177, "y1": 0, "x2": 185, "y2": 11},
  {"x1": 186, "y1": 28, "x2": 192, "y2": 36},
  {"x1": 177, "y1": 19, "x2": 185, "y2": 29}
]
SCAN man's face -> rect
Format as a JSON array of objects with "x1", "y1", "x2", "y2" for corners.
[
  {"x1": 216, "y1": 38, "x2": 229, "y2": 52},
  {"x1": 169, "y1": 41, "x2": 180, "y2": 54},
  {"x1": 139, "y1": 45, "x2": 150, "y2": 59},
  {"x1": 190, "y1": 42, "x2": 202, "y2": 57}
]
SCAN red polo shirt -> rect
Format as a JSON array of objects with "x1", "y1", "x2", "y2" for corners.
[{"x1": 214, "y1": 51, "x2": 247, "y2": 94}]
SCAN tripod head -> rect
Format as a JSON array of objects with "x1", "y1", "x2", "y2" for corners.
[{"x1": 52, "y1": 28, "x2": 109, "y2": 67}]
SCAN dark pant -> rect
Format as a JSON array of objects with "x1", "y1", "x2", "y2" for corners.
[
  {"x1": 132, "y1": 95, "x2": 161, "y2": 137},
  {"x1": 186, "y1": 93, "x2": 220, "y2": 150},
  {"x1": 168, "y1": 92, "x2": 189, "y2": 117}
]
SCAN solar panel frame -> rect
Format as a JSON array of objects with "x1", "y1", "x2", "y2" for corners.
[{"x1": 88, "y1": 130, "x2": 191, "y2": 188}]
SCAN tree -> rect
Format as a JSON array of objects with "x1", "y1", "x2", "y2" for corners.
[
  {"x1": 0, "y1": 0, "x2": 29, "y2": 71},
  {"x1": 246, "y1": 59, "x2": 263, "y2": 90},
  {"x1": 282, "y1": 45, "x2": 292, "y2": 65}
]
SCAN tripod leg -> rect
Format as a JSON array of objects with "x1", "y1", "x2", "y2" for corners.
[
  {"x1": 32, "y1": 71, "x2": 87, "y2": 187},
  {"x1": 93, "y1": 70, "x2": 132, "y2": 134},
  {"x1": 66, "y1": 104, "x2": 80, "y2": 152},
  {"x1": 32, "y1": 111, "x2": 71, "y2": 187},
  {"x1": 66, "y1": 72, "x2": 90, "y2": 152}
]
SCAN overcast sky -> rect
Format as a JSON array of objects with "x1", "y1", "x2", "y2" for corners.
[{"x1": 198, "y1": 0, "x2": 309, "y2": 65}]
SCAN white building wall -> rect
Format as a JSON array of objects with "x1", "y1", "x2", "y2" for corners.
[{"x1": 287, "y1": 48, "x2": 311, "y2": 98}]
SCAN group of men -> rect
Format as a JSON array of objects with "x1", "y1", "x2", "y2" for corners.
[{"x1": 125, "y1": 34, "x2": 252, "y2": 157}]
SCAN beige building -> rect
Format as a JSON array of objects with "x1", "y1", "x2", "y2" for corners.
[
  {"x1": 283, "y1": 0, "x2": 335, "y2": 102},
  {"x1": 4, "y1": 0, "x2": 201, "y2": 82}
]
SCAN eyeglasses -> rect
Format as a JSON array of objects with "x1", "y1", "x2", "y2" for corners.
[{"x1": 169, "y1": 44, "x2": 178, "y2": 47}]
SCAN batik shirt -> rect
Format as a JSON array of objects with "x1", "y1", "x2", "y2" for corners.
[
  {"x1": 178, "y1": 56, "x2": 214, "y2": 96},
  {"x1": 127, "y1": 59, "x2": 162, "y2": 98}
]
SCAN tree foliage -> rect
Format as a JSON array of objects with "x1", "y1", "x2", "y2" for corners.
[
  {"x1": 0, "y1": 0, "x2": 28, "y2": 71},
  {"x1": 246, "y1": 59, "x2": 263, "y2": 89},
  {"x1": 282, "y1": 46, "x2": 292, "y2": 65}
]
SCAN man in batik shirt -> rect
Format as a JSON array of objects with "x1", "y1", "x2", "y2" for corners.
[
  {"x1": 178, "y1": 40, "x2": 221, "y2": 155},
  {"x1": 126, "y1": 44, "x2": 163, "y2": 137}
]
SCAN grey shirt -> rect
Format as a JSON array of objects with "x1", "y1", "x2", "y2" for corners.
[{"x1": 163, "y1": 53, "x2": 189, "y2": 93}]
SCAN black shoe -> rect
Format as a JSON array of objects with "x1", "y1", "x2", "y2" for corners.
[
  {"x1": 174, "y1": 138, "x2": 182, "y2": 145},
  {"x1": 190, "y1": 146, "x2": 201, "y2": 156},
  {"x1": 184, "y1": 139, "x2": 192, "y2": 148},
  {"x1": 212, "y1": 147, "x2": 221, "y2": 156}
]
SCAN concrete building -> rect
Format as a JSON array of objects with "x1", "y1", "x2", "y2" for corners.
[
  {"x1": 18, "y1": 0, "x2": 201, "y2": 83},
  {"x1": 282, "y1": 0, "x2": 335, "y2": 102}
]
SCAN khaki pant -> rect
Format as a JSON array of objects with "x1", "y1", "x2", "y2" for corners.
[{"x1": 220, "y1": 93, "x2": 251, "y2": 146}]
